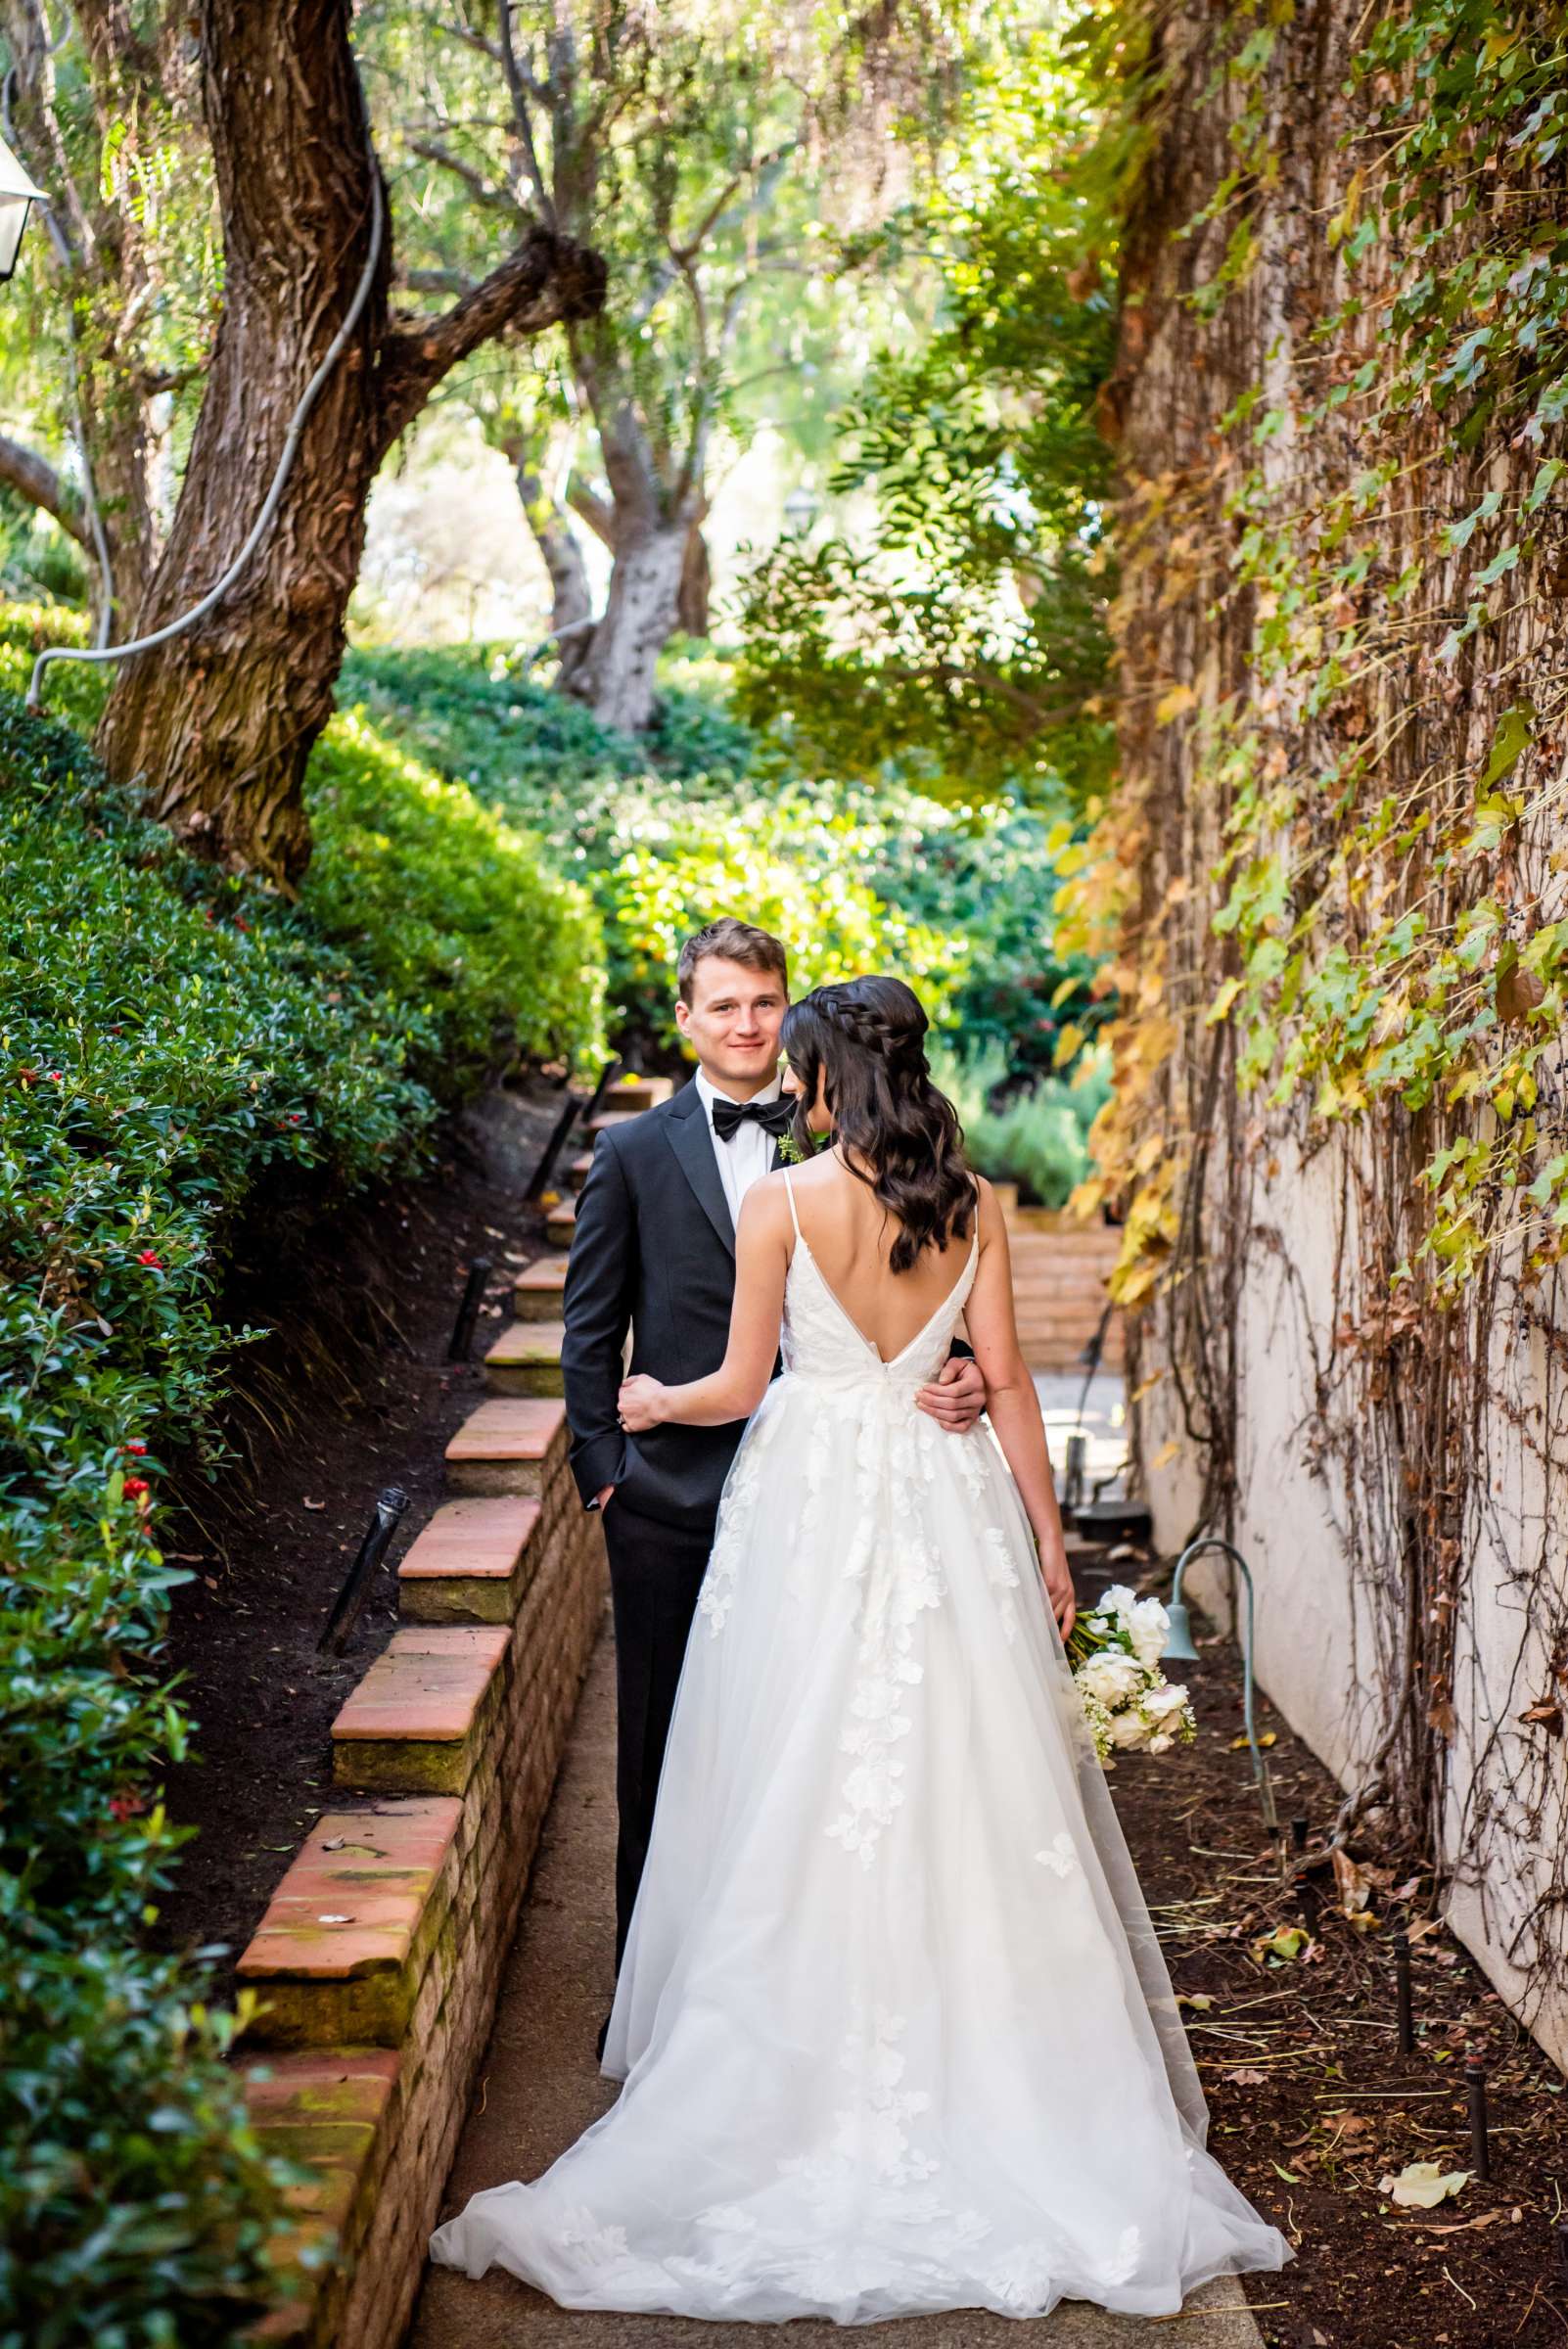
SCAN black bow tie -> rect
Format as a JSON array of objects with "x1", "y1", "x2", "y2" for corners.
[{"x1": 712, "y1": 1094, "x2": 795, "y2": 1142}]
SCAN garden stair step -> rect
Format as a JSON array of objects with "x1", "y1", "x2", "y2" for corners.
[
  {"x1": 484, "y1": 1317, "x2": 565, "y2": 1397},
  {"x1": 396, "y1": 1496, "x2": 541, "y2": 1625},
  {"x1": 244, "y1": 2048, "x2": 401, "y2": 2342},
  {"x1": 512, "y1": 1253, "x2": 569, "y2": 1318},
  {"x1": 585, "y1": 1108, "x2": 646, "y2": 1136},
  {"x1": 443, "y1": 1395, "x2": 570, "y2": 1497},
  {"x1": 238, "y1": 1801, "x2": 461, "y2": 2045},
  {"x1": 330, "y1": 1628, "x2": 510, "y2": 1794},
  {"x1": 602, "y1": 1075, "x2": 672, "y2": 1113},
  {"x1": 566, "y1": 1150, "x2": 594, "y2": 1191},
  {"x1": 545, "y1": 1199, "x2": 576, "y2": 1245}
]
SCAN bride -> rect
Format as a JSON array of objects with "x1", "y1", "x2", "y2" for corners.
[{"x1": 429, "y1": 975, "x2": 1295, "y2": 2323}]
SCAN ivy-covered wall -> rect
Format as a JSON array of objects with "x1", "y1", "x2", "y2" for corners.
[{"x1": 1072, "y1": 2, "x2": 1568, "y2": 2063}]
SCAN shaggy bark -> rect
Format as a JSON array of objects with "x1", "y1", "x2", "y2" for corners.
[{"x1": 93, "y1": 0, "x2": 604, "y2": 885}]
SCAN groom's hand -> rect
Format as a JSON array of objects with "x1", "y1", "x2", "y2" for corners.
[{"x1": 916, "y1": 1354, "x2": 986, "y2": 1432}]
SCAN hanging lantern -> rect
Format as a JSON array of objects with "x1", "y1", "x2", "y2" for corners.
[{"x1": 0, "y1": 134, "x2": 44, "y2": 284}]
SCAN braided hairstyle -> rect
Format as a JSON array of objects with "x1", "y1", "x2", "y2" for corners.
[{"x1": 779, "y1": 976, "x2": 975, "y2": 1273}]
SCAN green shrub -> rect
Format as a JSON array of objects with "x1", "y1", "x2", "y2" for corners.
[
  {"x1": 0, "y1": 698, "x2": 442, "y2": 2335},
  {"x1": 340, "y1": 647, "x2": 1102, "y2": 1074},
  {"x1": 929, "y1": 1038, "x2": 1109, "y2": 1207},
  {"x1": 0, "y1": 598, "x2": 110, "y2": 737},
  {"x1": 304, "y1": 712, "x2": 605, "y2": 1082}
]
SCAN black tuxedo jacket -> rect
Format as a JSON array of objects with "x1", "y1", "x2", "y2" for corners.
[{"x1": 560, "y1": 1077, "x2": 973, "y2": 1533}]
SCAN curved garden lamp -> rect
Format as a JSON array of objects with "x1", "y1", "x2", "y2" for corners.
[
  {"x1": 0, "y1": 133, "x2": 43, "y2": 282},
  {"x1": 1163, "y1": 1537, "x2": 1277, "y2": 1830}
]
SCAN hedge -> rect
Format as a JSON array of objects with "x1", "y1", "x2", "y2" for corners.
[{"x1": 0, "y1": 649, "x2": 604, "y2": 2341}]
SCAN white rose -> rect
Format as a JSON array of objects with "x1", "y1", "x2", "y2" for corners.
[
  {"x1": 1109, "y1": 1707, "x2": 1154, "y2": 1750},
  {"x1": 1098, "y1": 1583, "x2": 1138, "y2": 1621},
  {"x1": 1078, "y1": 1651, "x2": 1146, "y2": 1709},
  {"x1": 1147, "y1": 1731, "x2": 1175, "y2": 1754},
  {"x1": 1128, "y1": 1598, "x2": 1170, "y2": 1670},
  {"x1": 1142, "y1": 1679, "x2": 1190, "y2": 1724}
]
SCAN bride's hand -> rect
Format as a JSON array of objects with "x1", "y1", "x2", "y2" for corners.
[
  {"x1": 1038, "y1": 1547, "x2": 1077, "y2": 1640},
  {"x1": 618, "y1": 1373, "x2": 669, "y2": 1433}
]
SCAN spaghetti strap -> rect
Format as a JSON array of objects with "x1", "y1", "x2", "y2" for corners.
[{"x1": 782, "y1": 1165, "x2": 802, "y2": 1242}]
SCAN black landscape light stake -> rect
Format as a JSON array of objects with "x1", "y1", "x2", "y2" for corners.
[
  {"x1": 1464, "y1": 2048, "x2": 1491, "y2": 2184},
  {"x1": 1552, "y1": 2219, "x2": 1568, "y2": 2290},
  {"x1": 448, "y1": 1255, "x2": 492, "y2": 1361},
  {"x1": 1392, "y1": 1924, "x2": 1414, "y2": 2054},
  {"x1": 318, "y1": 1484, "x2": 409, "y2": 1656},
  {"x1": 1063, "y1": 1432, "x2": 1086, "y2": 1513},
  {"x1": 1291, "y1": 1815, "x2": 1309, "y2": 1853},
  {"x1": 527, "y1": 1090, "x2": 586, "y2": 1204}
]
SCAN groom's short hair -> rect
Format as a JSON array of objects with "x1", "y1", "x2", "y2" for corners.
[{"x1": 677, "y1": 917, "x2": 789, "y2": 1005}]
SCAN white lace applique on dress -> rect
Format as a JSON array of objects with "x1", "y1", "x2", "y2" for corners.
[{"x1": 429, "y1": 1173, "x2": 1296, "y2": 2324}]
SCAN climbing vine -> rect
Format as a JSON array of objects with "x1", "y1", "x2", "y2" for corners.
[{"x1": 1060, "y1": 0, "x2": 1568, "y2": 2001}]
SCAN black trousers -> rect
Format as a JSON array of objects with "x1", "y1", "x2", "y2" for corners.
[{"x1": 600, "y1": 1497, "x2": 715, "y2": 1970}]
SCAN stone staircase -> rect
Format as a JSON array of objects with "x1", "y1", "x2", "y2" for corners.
[{"x1": 236, "y1": 1075, "x2": 678, "y2": 2345}]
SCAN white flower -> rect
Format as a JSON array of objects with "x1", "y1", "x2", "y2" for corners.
[
  {"x1": 1141, "y1": 1677, "x2": 1190, "y2": 1724},
  {"x1": 1109, "y1": 1706, "x2": 1155, "y2": 1749},
  {"x1": 1127, "y1": 1597, "x2": 1170, "y2": 1670},
  {"x1": 1148, "y1": 1731, "x2": 1175, "y2": 1754},
  {"x1": 1076, "y1": 1650, "x2": 1147, "y2": 1709}
]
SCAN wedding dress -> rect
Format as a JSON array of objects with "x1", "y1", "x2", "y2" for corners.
[{"x1": 429, "y1": 1173, "x2": 1295, "y2": 2322}]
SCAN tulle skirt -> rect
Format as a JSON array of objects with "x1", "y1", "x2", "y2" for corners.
[{"x1": 429, "y1": 1368, "x2": 1295, "y2": 2322}]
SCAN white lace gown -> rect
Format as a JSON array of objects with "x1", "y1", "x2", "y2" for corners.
[{"x1": 428, "y1": 1181, "x2": 1295, "y2": 2322}]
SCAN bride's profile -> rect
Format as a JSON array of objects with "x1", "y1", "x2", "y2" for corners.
[{"x1": 428, "y1": 974, "x2": 1295, "y2": 2322}]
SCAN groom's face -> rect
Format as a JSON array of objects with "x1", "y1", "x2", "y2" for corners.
[{"x1": 675, "y1": 956, "x2": 788, "y2": 1094}]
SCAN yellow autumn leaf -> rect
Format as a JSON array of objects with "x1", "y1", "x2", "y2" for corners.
[
  {"x1": 1155, "y1": 683, "x2": 1197, "y2": 724},
  {"x1": 1206, "y1": 977, "x2": 1243, "y2": 1026},
  {"x1": 1150, "y1": 1440, "x2": 1180, "y2": 1471}
]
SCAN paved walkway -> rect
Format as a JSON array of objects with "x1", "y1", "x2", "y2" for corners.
[{"x1": 410, "y1": 1629, "x2": 1266, "y2": 2349}]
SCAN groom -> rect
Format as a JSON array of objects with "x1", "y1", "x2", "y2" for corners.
[{"x1": 561, "y1": 916, "x2": 988, "y2": 2003}]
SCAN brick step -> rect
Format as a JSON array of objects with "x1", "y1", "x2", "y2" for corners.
[
  {"x1": 513, "y1": 1254, "x2": 569, "y2": 1319},
  {"x1": 566, "y1": 1150, "x2": 594, "y2": 1192},
  {"x1": 244, "y1": 2048, "x2": 401, "y2": 2341},
  {"x1": 396, "y1": 1495, "x2": 542, "y2": 1625},
  {"x1": 331, "y1": 1628, "x2": 510, "y2": 1795},
  {"x1": 545, "y1": 1200, "x2": 576, "y2": 1246},
  {"x1": 585, "y1": 1109, "x2": 645, "y2": 1136},
  {"x1": 484, "y1": 1318, "x2": 565, "y2": 1397},
  {"x1": 444, "y1": 1396, "x2": 570, "y2": 1498},
  {"x1": 602, "y1": 1075, "x2": 673, "y2": 1114},
  {"x1": 238, "y1": 1801, "x2": 461, "y2": 2046}
]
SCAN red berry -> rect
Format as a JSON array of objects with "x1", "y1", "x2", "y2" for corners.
[
  {"x1": 123, "y1": 1477, "x2": 150, "y2": 1499},
  {"x1": 137, "y1": 1250, "x2": 165, "y2": 1268}
]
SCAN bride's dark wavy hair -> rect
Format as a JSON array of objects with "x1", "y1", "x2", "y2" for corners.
[{"x1": 779, "y1": 976, "x2": 974, "y2": 1273}]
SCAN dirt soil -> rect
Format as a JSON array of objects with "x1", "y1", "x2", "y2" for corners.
[
  {"x1": 153, "y1": 1077, "x2": 568, "y2": 1984},
  {"x1": 1077, "y1": 1540, "x2": 1568, "y2": 2349}
]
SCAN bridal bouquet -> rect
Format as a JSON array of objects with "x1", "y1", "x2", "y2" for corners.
[{"x1": 1065, "y1": 1585, "x2": 1197, "y2": 1766}]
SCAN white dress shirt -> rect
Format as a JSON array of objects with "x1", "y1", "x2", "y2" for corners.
[{"x1": 694, "y1": 1067, "x2": 784, "y2": 1228}]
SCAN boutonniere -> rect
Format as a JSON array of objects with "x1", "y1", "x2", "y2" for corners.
[{"x1": 777, "y1": 1130, "x2": 808, "y2": 1165}]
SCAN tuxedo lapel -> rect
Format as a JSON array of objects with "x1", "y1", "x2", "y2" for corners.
[{"x1": 665, "y1": 1080, "x2": 736, "y2": 1258}]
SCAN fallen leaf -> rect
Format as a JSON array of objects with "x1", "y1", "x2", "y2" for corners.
[
  {"x1": 320, "y1": 1837, "x2": 346, "y2": 1851},
  {"x1": 1229, "y1": 1730, "x2": 1277, "y2": 1748},
  {"x1": 1177, "y1": 1993, "x2": 1214, "y2": 2010},
  {"x1": 1271, "y1": 2162, "x2": 1301, "y2": 2183},
  {"x1": 1378, "y1": 2161, "x2": 1470, "y2": 2208},
  {"x1": 1223, "y1": 2066, "x2": 1269, "y2": 2086},
  {"x1": 302, "y1": 1497, "x2": 326, "y2": 1512},
  {"x1": 1425, "y1": 2210, "x2": 1509, "y2": 2234},
  {"x1": 1332, "y1": 1848, "x2": 1372, "y2": 1913},
  {"x1": 317, "y1": 1912, "x2": 354, "y2": 1926}
]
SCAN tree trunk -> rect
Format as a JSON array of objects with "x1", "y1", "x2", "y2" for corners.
[
  {"x1": 511, "y1": 443, "x2": 595, "y2": 688},
  {"x1": 93, "y1": 0, "x2": 603, "y2": 886},
  {"x1": 564, "y1": 517, "x2": 689, "y2": 734},
  {"x1": 677, "y1": 521, "x2": 711, "y2": 639}
]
